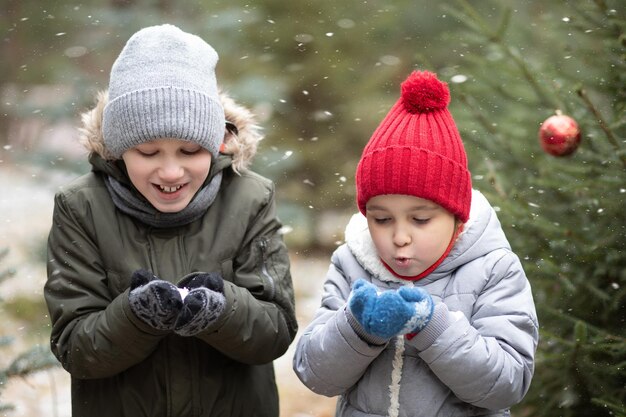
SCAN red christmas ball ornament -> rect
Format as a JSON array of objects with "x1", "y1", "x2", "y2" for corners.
[{"x1": 538, "y1": 113, "x2": 581, "y2": 157}]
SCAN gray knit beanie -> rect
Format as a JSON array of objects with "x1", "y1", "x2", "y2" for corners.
[{"x1": 102, "y1": 24, "x2": 225, "y2": 159}]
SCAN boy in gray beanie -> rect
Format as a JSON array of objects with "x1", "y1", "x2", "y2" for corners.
[{"x1": 44, "y1": 24, "x2": 297, "y2": 417}]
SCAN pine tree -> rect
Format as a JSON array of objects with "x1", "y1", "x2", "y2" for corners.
[
  {"x1": 445, "y1": 1, "x2": 625, "y2": 416},
  {"x1": 0, "y1": 248, "x2": 58, "y2": 413}
]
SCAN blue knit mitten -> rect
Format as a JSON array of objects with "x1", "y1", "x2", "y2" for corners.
[{"x1": 348, "y1": 279, "x2": 434, "y2": 339}]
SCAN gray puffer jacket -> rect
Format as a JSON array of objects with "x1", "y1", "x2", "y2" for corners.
[{"x1": 293, "y1": 190, "x2": 538, "y2": 417}]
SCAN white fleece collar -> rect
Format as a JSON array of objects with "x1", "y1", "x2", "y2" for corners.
[{"x1": 345, "y1": 212, "x2": 405, "y2": 284}]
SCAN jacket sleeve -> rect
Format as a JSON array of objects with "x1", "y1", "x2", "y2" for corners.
[
  {"x1": 292, "y1": 247, "x2": 387, "y2": 396},
  {"x1": 192, "y1": 185, "x2": 298, "y2": 365},
  {"x1": 44, "y1": 191, "x2": 167, "y2": 379},
  {"x1": 409, "y1": 251, "x2": 539, "y2": 410}
]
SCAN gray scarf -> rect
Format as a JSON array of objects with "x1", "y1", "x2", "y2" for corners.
[{"x1": 104, "y1": 172, "x2": 222, "y2": 228}]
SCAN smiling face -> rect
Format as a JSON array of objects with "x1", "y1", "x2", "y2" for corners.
[
  {"x1": 122, "y1": 138, "x2": 212, "y2": 213},
  {"x1": 365, "y1": 194, "x2": 457, "y2": 277}
]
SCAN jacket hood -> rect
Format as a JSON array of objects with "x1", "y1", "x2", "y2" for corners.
[
  {"x1": 79, "y1": 90, "x2": 263, "y2": 173},
  {"x1": 344, "y1": 189, "x2": 512, "y2": 284}
]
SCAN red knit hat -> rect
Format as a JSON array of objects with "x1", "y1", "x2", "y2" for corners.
[{"x1": 355, "y1": 70, "x2": 472, "y2": 222}]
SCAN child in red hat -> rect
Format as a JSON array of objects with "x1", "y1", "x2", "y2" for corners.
[{"x1": 293, "y1": 71, "x2": 538, "y2": 416}]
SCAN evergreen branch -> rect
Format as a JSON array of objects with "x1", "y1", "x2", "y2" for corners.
[
  {"x1": 557, "y1": 272, "x2": 577, "y2": 292},
  {"x1": 583, "y1": 281, "x2": 611, "y2": 302},
  {"x1": 501, "y1": 45, "x2": 562, "y2": 109},
  {"x1": 452, "y1": 0, "x2": 496, "y2": 38},
  {"x1": 570, "y1": 1, "x2": 607, "y2": 29},
  {"x1": 457, "y1": 93, "x2": 499, "y2": 135},
  {"x1": 576, "y1": 86, "x2": 626, "y2": 168},
  {"x1": 589, "y1": 0, "x2": 625, "y2": 41},
  {"x1": 494, "y1": 7, "x2": 512, "y2": 40},
  {"x1": 5, "y1": 345, "x2": 58, "y2": 377},
  {"x1": 570, "y1": 329, "x2": 593, "y2": 411},
  {"x1": 440, "y1": 5, "x2": 486, "y2": 38},
  {"x1": 455, "y1": 92, "x2": 508, "y2": 199},
  {"x1": 534, "y1": 329, "x2": 622, "y2": 353},
  {"x1": 453, "y1": 0, "x2": 563, "y2": 109},
  {"x1": 590, "y1": 398, "x2": 626, "y2": 417},
  {"x1": 0, "y1": 247, "x2": 16, "y2": 285},
  {"x1": 539, "y1": 305, "x2": 625, "y2": 341},
  {"x1": 537, "y1": 329, "x2": 575, "y2": 347}
]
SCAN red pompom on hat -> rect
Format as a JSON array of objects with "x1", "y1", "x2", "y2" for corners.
[{"x1": 356, "y1": 70, "x2": 472, "y2": 222}]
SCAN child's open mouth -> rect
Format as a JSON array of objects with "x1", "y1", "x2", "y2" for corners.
[
  {"x1": 154, "y1": 184, "x2": 186, "y2": 194},
  {"x1": 394, "y1": 257, "x2": 411, "y2": 267},
  {"x1": 153, "y1": 184, "x2": 186, "y2": 196}
]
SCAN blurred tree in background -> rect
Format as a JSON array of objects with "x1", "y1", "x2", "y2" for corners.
[
  {"x1": 1, "y1": 1, "x2": 624, "y2": 416},
  {"x1": 0, "y1": 248, "x2": 58, "y2": 412},
  {"x1": 1, "y1": 0, "x2": 474, "y2": 246},
  {"x1": 447, "y1": 1, "x2": 625, "y2": 416}
]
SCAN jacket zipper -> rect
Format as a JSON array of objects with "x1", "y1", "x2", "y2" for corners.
[{"x1": 258, "y1": 238, "x2": 276, "y2": 300}]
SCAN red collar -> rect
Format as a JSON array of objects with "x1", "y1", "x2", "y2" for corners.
[{"x1": 381, "y1": 223, "x2": 464, "y2": 281}]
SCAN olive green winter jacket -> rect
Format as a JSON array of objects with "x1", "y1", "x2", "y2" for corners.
[{"x1": 44, "y1": 92, "x2": 297, "y2": 417}]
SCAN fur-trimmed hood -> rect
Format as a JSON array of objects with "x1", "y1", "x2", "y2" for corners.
[{"x1": 79, "y1": 90, "x2": 263, "y2": 173}]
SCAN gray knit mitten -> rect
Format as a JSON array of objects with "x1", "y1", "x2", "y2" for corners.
[
  {"x1": 128, "y1": 269, "x2": 183, "y2": 331},
  {"x1": 174, "y1": 272, "x2": 226, "y2": 337}
]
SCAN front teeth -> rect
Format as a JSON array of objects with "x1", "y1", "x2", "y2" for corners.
[{"x1": 159, "y1": 185, "x2": 183, "y2": 193}]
